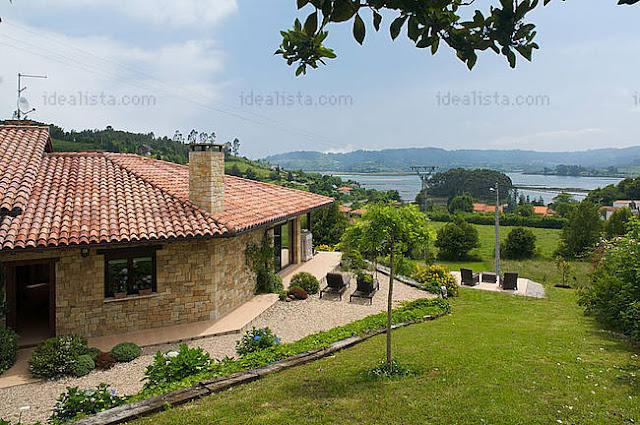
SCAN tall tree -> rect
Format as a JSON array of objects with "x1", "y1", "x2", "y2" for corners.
[
  {"x1": 341, "y1": 204, "x2": 431, "y2": 367},
  {"x1": 277, "y1": 1, "x2": 638, "y2": 75},
  {"x1": 558, "y1": 200, "x2": 602, "y2": 258}
]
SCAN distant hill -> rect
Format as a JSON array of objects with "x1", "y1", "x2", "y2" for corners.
[{"x1": 265, "y1": 147, "x2": 640, "y2": 173}]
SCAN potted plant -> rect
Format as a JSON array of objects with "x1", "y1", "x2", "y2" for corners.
[
  {"x1": 111, "y1": 272, "x2": 128, "y2": 299},
  {"x1": 137, "y1": 276, "x2": 153, "y2": 296},
  {"x1": 356, "y1": 271, "x2": 378, "y2": 291}
]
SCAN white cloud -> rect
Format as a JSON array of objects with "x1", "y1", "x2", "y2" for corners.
[
  {"x1": 0, "y1": 21, "x2": 228, "y2": 135},
  {"x1": 27, "y1": 0, "x2": 238, "y2": 27}
]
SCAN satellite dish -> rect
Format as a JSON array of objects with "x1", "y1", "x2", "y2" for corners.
[{"x1": 18, "y1": 97, "x2": 31, "y2": 113}]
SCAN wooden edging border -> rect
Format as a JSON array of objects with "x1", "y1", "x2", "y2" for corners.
[{"x1": 74, "y1": 312, "x2": 447, "y2": 425}]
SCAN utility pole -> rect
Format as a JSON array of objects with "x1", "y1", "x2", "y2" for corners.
[
  {"x1": 494, "y1": 182, "x2": 501, "y2": 285},
  {"x1": 16, "y1": 73, "x2": 47, "y2": 119}
]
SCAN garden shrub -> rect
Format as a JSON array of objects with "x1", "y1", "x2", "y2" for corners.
[
  {"x1": 49, "y1": 384, "x2": 126, "y2": 424},
  {"x1": 557, "y1": 200, "x2": 602, "y2": 258},
  {"x1": 427, "y1": 211, "x2": 567, "y2": 229},
  {"x1": 356, "y1": 271, "x2": 374, "y2": 286},
  {"x1": 71, "y1": 354, "x2": 95, "y2": 378},
  {"x1": 287, "y1": 286, "x2": 308, "y2": 300},
  {"x1": 289, "y1": 272, "x2": 320, "y2": 295},
  {"x1": 412, "y1": 264, "x2": 459, "y2": 297},
  {"x1": 579, "y1": 219, "x2": 640, "y2": 341},
  {"x1": 86, "y1": 347, "x2": 101, "y2": 362},
  {"x1": 29, "y1": 335, "x2": 89, "y2": 379},
  {"x1": 340, "y1": 250, "x2": 367, "y2": 271},
  {"x1": 434, "y1": 218, "x2": 480, "y2": 260},
  {"x1": 246, "y1": 237, "x2": 284, "y2": 294},
  {"x1": 255, "y1": 269, "x2": 284, "y2": 295},
  {"x1": 236, "y1": 327, "x2": 281, "y2": 356},
  {"x1": 111, "y1": 342, "x2": 141, "y2": 363},
  {"x1": 502, "y1": 227, "x2": 537, "y2": 259},
  {"x1": 143, "y1": 344, "x2": 212, "y2": 390},
  {"x1": 605, "y1": 207, "x2": 633, "y2": 238},
  {"x1": 95, "y1": 352, "x2": 117, "y2": 370},
  {"x1": 0, "y1": 327, "x2": 18, "y2": 375}
]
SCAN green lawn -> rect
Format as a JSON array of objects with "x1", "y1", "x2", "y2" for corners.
[
  {"x1": 129, "y1": 224, "x2": 638, "y2": 424},
  {"x1": 132, "y1": 288, "x2": 639, "y2": 425},
  {"x1": 429, "y1": 221, "x2": 591, "y2": 287}
]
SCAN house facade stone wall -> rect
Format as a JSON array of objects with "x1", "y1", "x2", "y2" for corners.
[{"x1": 1, "y1": 228, "x2": 264, "y2": 338}]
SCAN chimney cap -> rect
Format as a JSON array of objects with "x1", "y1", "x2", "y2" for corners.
[{"x1": 189, "y1": 143, "x2": 224, "y2": 153}]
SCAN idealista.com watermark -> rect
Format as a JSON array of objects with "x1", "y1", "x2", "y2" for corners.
[
  {"x1": 436, "y1": 91, "x2": 551, "y2": 107},
  {"x1": 239, "y1": 90, "x2": 353, "y2": 108},
  {"x1": 41, "y1": 91, "x2": 157, "y2": 107}
]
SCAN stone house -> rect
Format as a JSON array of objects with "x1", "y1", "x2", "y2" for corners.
[{"x1": 0, "y1": 124, "x2": 333, "y2": 345}]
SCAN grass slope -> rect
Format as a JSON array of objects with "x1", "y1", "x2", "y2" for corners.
[{"x1": 132, "y1": 288, "x2": 638, "y2": 424}]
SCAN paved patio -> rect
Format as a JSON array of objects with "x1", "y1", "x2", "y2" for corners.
[{"x1": 451, "y1": 271, "x2": 546, "y2": 298}]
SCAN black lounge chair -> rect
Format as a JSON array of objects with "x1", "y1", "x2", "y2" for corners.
[
  {"x1": 350, "y1": 277, "x2": 378, "y2": 305},
  {"x1": 320, "y1": 272, "x2": 350, "y2": 300},
  {"x1": 501, "y1": 272, "x2": 519, "y2": 290},
  {"x1": 460, "y1": 268, "x2": 480, "y2": 286}
]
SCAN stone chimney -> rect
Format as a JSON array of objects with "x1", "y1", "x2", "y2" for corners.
[{"x1": 189, "y1": 143, "x2": 225, "y2": 214}]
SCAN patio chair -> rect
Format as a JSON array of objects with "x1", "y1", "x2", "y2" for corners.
[
  {"x1": 349, "y1": 277, "x2": 378, "y2": 305},
  {"x1": 501, "y1": 272, "x2": 519, "y2": 290},
  {"x1": 320, "y1": 272, "x2": 350, "y2": 300},
  {"x1": 460, "y1": 268, "x2": 480, "y2": 286}
]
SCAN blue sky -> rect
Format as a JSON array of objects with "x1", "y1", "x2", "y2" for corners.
[{"x1": 0, "y1": 0, "x2": 639, "y2": 158}]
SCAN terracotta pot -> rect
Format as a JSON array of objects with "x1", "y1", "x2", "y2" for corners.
[
  {"x1": 114, "y1": 292, "x2": 127, "y2": 299},
  {"x1": 138, "y1": 288, "x2": 153, "y2": 296}
]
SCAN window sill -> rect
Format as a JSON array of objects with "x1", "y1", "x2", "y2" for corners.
[{"x1": 104, "y1": 292, "x2": 161, "y2": 304}]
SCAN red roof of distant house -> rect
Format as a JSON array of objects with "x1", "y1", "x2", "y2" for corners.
[
  {"x1": 337, "y1": 186, "x2": 353, "y2": 193},
  {"x1": 351, "y1": 209, "x2": 366, "y2": 216},
  {"x1": 533, "y1": 206, "x2": 551, "y2": 216},
  {"x1": 339, "y1": 205, "x2": 351, "y2": 214},
  {"x1": 0, "y1": 125, "x2": 333, "y2": 251},
  {"x1": 473, "y1": 203, "x2": 504, "y2": 214}
]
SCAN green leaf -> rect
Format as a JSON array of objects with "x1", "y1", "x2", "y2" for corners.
[
  {"x1": 295, "y1": 64, "x2": 307, "y2": 76},
  {"x1": 296, "y1": 0, "x2": 309, "y2": 9},
  {"x1": 390, "y1": 15, "x2": 407, "y2": 41},
  {"x1": 353, "y1": 14, "x2": 366, "y2": 45},
  {"x1": 304, "y1": 11, "x2": 318, "y2": 35},
  {"x1": 372, "y1": 10, "x2": 382, "y2": 31},
  {"x1": 331, "y1": 0, "x2": 357, "y2": 22},
  {"x1": 431, "y1": 37, "x2": 440, "y2": 55}
]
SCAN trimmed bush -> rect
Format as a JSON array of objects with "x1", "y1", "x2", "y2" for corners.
[
  {"x1": 49, "y1": 384, "x2": 126, "y2": 425},
  {"x1": 111, "y1": 342, "x2": 142, "y2": 363},
  {"x1": 0, "y1": 327, "x2": 18, "y2": 375},
  {"x1": 289, "y1": 272, "x2": 320, "y2": 295},
  {"x1": 71, "y1": 354, "x2": 95, "y2": 378},
  {"x1": 29, "y1": 335, "x2": 89, "y2": 379},
  {"x1": 95, "y1": 352, "x2": 117, "y2": 370},
  {"x1": 434, "y1": 218, "x2": 480, "y2": 260},
  {"x1": 503, "y1": 227, "x2": 537, "y2": 259},
  {"x1": 236, "y1": 327, "x2": 281, "y2": 356},
  {"x1": 428, "y1": 211, "x2": 567, "y2": 229},
  {"x1": 287, "y1": 286, "x2": 308, "y2": 300},
  {"x1": 144, "y1": 344, "x2": 212, "y2": 390},
  {"x1": 86, "y1": 347, "x2": 101, "y2": 362},
  {"x1": 412, "y1": 264, "x2": 459, "y2": 297}
]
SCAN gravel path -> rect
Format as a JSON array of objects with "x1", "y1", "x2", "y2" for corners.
[{"x1": 0, "y1": 273, "x2": 431, "y2": 423}]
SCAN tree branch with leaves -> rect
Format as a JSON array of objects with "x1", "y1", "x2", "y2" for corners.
[{"x1": 276, "y1": 0, "x2": 638, "y2": 75}]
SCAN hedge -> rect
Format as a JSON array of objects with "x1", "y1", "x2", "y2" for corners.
[
  {"x1": 428, "y1": 212, "x2": 567, "y2": 229},
  {"x1": 133, "y1": 298, "x2": 450, "y2": 400}
]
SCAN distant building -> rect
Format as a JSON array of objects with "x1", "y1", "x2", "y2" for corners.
[
  {"x1": 473, "y1": 203, "x2": 505, "y2": 214},
  {"x1": 533, "y1": 206, "x2": 553, "y2": 216},
  {"x1": 337, "y1": 186, "x2": 353, "y2": 195},
  {"x1": 600, "y1": 206, "x2": 617, "y2": 221},
  {"x1": 612, "y1": 200, "x2": 640, "y2": 214}
]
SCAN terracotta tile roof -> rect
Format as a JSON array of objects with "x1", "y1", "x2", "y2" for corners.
[
  {"x1": 0, "y1": 126, "x2": 52, "y2": 216},
  {"x1": 0, "y1": 126, "x2": 333, "y2": 251}
]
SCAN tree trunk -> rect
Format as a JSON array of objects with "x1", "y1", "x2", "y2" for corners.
[{"x1": 386, "y1": 245, "x2": 394, "y2": 367}]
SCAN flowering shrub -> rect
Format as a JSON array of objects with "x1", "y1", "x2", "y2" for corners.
[
  {"x1": 236, "y1": 327, "x2": 281, "y2": 356},
  {"x1": 289, "y1": 272, "x2": 320, "y2": 295},
  {"x1": 316, "y1": 244, "x2": 335, "y2": 252},
  {"x1": 143, "y1": 344, "x2": 212, "y2": 390},
  {"x1": 49, "y1": 384, "x2": 126, "y2": 424},
  {"x1": 412, "y1": 264, "x2": 459, "y2": 297},
  {"x1": 29, "y1": 335, "x2": 89, "y2": 379}
]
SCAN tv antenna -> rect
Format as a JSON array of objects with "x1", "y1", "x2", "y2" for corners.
[{"x1": 15, "y1": 73, "x2": 47, "y2": 120}]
